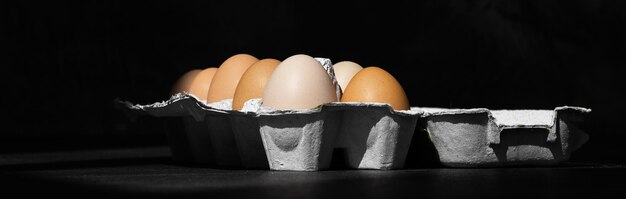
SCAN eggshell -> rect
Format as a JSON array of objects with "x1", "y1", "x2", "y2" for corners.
[
  {"x1": 262, "y1": 54, "x2": 338, "y2": 110},
  {"x1": 170, "y1": 69, "x2": 200, "y2": 95},
  {"x1": 170, "y1": 68, "x2": 218, "y2": 101},
  {"x1": 333, "y1": 61, "x2": 363, "y2": 92},
  {"x1": 341, "y1": 67, "x2": 410, "y2": 110},
  {"x1": 232, "y1": 59, "x2": 280, "y2": 110},
  {"x1": 207, "y1": 54, "x2": 259, "y2": 103}
]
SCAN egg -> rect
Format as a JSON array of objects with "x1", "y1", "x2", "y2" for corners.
[
  {"x1": 341, "y1": 67, "x2": 410, "y2": 110},
  {"x1": 232, "y1": 59, "x2": 280, "y2": 110},
  {"x1": 171, "y1": 69, "x2": 201, "y2": 95},
  {"x1": 170, "y1": 67, "x2": 218, "y2": 101},
  {"x1": 262, "y1": 54, "x2": 338, "y2": 110},
  {"x1": 333, "y1": 61, "x2": 363, "y2": 92},
  {"x1": 207, "y1": 54, "x2": 259, "y2": 103}
]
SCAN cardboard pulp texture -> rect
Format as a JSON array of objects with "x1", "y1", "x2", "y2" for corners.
[{"x1": 421, "y1": 107, "x2": 591, "y2": 167}]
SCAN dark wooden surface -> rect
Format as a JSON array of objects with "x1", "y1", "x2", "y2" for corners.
[{"x1": 1, "y1": 146, "x2": 624, "y2": 198}]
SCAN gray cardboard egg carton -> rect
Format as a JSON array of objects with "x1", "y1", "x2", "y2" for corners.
[
  {"x1": 118, "y1": 95, "x2": 590, "y2": 170},
  {"x1": 117, "y1": 94, "x2": 421, "y2": 171}
]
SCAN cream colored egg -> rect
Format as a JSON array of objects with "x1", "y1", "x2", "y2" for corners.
[
  {"x1": 333, "y1": 61, "x2": 363, "y2": 92},
  {"x1": 262, "y1": 54, "x2": 338, "y2": 110}
]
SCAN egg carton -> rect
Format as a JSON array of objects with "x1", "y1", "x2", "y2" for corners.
[
  {"x1": 420, "y1": 106, "x2": 591, "y2": 167},
  {"x1": 117, "y1": 97, "x2": 591, "y2": 169},
  {"x1": 117, "y1": 94, "x2": 422, "y2": 171}
]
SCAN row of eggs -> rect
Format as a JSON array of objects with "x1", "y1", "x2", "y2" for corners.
[{"x1": 171, "y1": 54, "x2": 409, "y2": 111}]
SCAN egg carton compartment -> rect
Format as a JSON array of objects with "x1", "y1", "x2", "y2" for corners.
[
  {"x1": 228, "y1": 99, "x2": 269, "y2": 169},
  {"x1": 180, "y1": 116, "x2": 215, "y2": 164},
  {"x1": 326, "y1": 103, "x2": 421, "y2": 170},
  {"x1": 116, "y1": 94, "x2": 214, "y2": 164},
  {"x1": 117, "y1": 94, "x2": 241, "y2": 167},
  {"x1": 421, "y1": 106, "x2": 591, "y2": 167},
  {"x1": 255, "y1": 107, "x2": 340, "y2": 171},
  {"x1": 202, "y1": 100, "x2": 242, "y2": 167}
]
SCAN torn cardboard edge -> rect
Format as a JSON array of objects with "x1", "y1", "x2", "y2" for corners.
[
  {"x1": 119, "y1": 94, "x2": 587, "y2": 122},
  {"x1": 118, "y1": 93, "x2": 423, "y2": 117}
]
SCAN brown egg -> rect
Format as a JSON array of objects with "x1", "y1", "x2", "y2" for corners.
[
  {"x1": 232, "y1": 59, "x2": 280, "y2": 110},
  {"x1": 171, "y1": 67, "x2": 218, "y2": 101},
  {"x1": 341, "y1": 67, "x2": 410, "y2": 110},
  {"x1": 207, "y1": 54, "x2": 259, "y2": 103},
  {"x1": 262, "y1": 54, "x2": 338, "y2": 110},
  {"x1": 171, "y1": 69, "x2": 201, "y2": 95}
]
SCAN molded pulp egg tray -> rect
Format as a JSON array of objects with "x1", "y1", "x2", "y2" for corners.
[{"x1": 118, "y1": 94, "x2": 590, "y2": 171}]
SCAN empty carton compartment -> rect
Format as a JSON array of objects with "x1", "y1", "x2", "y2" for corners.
[{"x1": 422, "y1": 106, "x2": 590, "y2": 167}]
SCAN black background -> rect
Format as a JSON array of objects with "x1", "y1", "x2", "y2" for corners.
[{"x1": 3, "y1": 0, "x2": 625, "y2": 165}]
